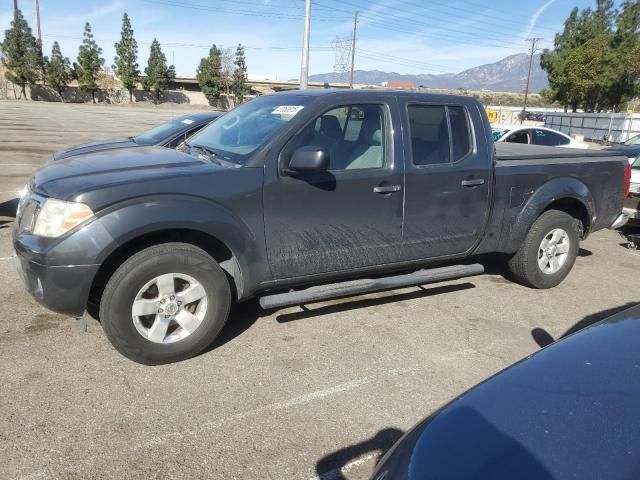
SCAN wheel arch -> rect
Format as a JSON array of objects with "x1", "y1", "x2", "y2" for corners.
[
  {"x1": 89, "y1": 228, "x2": 245, "y2": 313},
  {"x1": 506, "y1": 177, "x2": 595, "y2": 252}
]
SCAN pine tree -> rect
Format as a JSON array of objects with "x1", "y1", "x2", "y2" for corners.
[
  {"x1": 0, "y1": 10, "x2": 39, "y2": 99},
  {"x1": 142, "y1": 39, "x2": 175, "y2": 103},
  {"x1": 196, "y1": 44, "x2": 222, "y2": 105},
  {"x1": 113, "y1": 13, "x2": 139, "y2": 103},
  {"x1": 232, "y1": 44, "x2": 248, "y2": 104},
  {"x1": 46, "y1": 41, "x2": 70, "y2": 100},
  {"x1": 76, "y1": 22, "x2": 105, "y2": 104}
]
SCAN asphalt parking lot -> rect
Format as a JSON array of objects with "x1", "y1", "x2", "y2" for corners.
[{"x1": 1, "y1": 100, "x2": 639, "y2": 480}]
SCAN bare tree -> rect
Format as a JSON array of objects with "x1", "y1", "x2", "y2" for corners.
[{"x1": 220, "y1": 47, "x2": 234, "y2": 109}]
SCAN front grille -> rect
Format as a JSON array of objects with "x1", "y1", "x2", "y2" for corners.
[{"x1": 630, "y1": 182, "x2": 640, "y2": 195}]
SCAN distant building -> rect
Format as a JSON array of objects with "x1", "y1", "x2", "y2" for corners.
[{"x1": 386, "y1": 81, "x2": 416, "y2": 90}]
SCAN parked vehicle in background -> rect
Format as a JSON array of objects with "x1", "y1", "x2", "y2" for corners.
[
  {"x1": 13, "y1": 90, "x2": 629, "y2": 364},
  {"x1": 623, "y1": 156, "x2": 640, "y2": 224},
  {"x1": 605, "y1": 133, "x2": 640, "y2": 164},
  {"x1": 524, "y1": 111, "x2": 545, "y2": 122},
  {"x1": 52, "y1": 111, "x2": 223, "y2": 161},
  {"x1": 371, "y1": 304, "x2": 640, "y2": 480},
  {"x1": 492, "y1": 125, "x2": 588, "y2": 149}
]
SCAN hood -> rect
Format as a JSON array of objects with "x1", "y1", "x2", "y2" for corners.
[
  {"x1": 53, "y1": 137, "x2": 139, "y2": 161},
  {"x1": 372, "y1": 304, "x2": 640, "y2": 480},
  {"x1": 34, "y1": 146, "x2": 209, "y2": 200},
  {"x1": 605, "y1": 144, "x2": 640, "y2": 161}
]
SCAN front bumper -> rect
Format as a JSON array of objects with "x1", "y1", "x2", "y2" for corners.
[{"x1": 14, "y1": 251, "x2": 99, "y2": 317}]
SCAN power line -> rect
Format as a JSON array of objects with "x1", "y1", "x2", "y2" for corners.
[
  {"x1": 42, "y1": 34, "x2": 334, "y2": 52},
  {"x1": 311, "y1": 1, "x2": 527, "y2": 50},
  {"x1": 316, "y1": 0, "x2": 559, "y2": 36},
  {"x1": 141, "y1": 0, "x2": 349, "y2": 22},
  {"x1": 313, "y1": 0, "x2": 556, "y2": 49}
]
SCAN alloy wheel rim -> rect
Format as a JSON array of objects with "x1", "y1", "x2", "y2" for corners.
[
  {"x1": 537, "y1": 228, "x2": 570, "y2": 275},
  {"x1": 132, "y1": 273, "x2": 208, "y2": 344}
]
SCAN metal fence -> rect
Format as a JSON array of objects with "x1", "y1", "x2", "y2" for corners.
[{"x1": 544, "y1": 112, "x2": 640, "y2": 144}]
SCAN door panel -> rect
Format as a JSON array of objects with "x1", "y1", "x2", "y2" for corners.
[
  {"x1": 400, "y1": 101, "x2": 491, "y2": 261},
  {"x1": 263, "y1": 99, "x2": 405, "y2": 279}
]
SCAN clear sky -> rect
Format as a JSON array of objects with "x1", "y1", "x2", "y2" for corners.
[{"x1": 0, "y1": 0, "x2": 613, "y2": 80}]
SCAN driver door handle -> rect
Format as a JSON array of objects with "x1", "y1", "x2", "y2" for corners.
[
  {"x1": 461, "y1": 179, "x2": 485, "y2": 187},
  {"x1": 373, "y1": 185, "x2": 402, "y2": 194}
]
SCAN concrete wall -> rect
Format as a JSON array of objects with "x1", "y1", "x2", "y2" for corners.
[
  {"x1": 0, "y1": 80, "x2": 236, "y2": 109},
  {"x1": 545, "y1": 112, "x2": 640, "y2": 143}
]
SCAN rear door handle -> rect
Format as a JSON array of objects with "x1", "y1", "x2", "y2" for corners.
[
  {"x1": 461, "y1": 179, "x2": 485, "y2": 187},
  {"x1": 373, "y1": 185, "x2": 402, "y2": 194}
]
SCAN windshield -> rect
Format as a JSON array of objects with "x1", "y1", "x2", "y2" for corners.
[
  {"x1": 624, "y1": 134, "x2": 640, "y2": 146},
  {"x1": 184, "y1": 95, "x2": 312, "y2": 164},
  {"x1": 134, "y1": 120, "x2": 191, "y2": 145},
  {"x1": 492, "y1": 129, "x2": 509, "y2": 141}
]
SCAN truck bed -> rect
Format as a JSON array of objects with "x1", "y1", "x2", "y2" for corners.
[
  {"x1": 495, "y1": 143, "x2": 622, "y2": 161},
  {"x1": 477, "y1": 143, "x2": 628, "y2": 255}
]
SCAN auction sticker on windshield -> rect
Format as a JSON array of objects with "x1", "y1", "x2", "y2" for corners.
[{"x1": 272, "y1": 105, "x2": 304, "y2": 117}]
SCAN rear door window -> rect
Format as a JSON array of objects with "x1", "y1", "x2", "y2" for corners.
[
  {"x1": 448, "y1": 106, "x2": 472, "y2": 161},
  {"x1": 407, "y1": 105, "x2": 450, "y2": 165},
  {"x1": 506, "y1": 130, "x2": 530, "y2": 144},
  {"x1": 532, "y1": 129, "x2": 570, "y2": 146}
]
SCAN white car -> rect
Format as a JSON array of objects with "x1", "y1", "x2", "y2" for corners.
[
  {"x1": 492, "y1": 125, "x2": 588, "y2": 149},
  {"x1": 623, "y1": 156, "x2": 640, "y2": 225}
]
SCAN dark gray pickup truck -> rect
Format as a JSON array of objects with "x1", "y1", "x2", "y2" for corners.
[{"x1": 13, "y1": 90, "x2": 631, "y2": 364}]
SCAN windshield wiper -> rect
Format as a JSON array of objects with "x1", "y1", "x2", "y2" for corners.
[
  {"x1": 187, "y1": 143, "x2": 220, "y2": 164},
  {"x1": 191, "y1": 144, "x2": 240, "y2": 167}
]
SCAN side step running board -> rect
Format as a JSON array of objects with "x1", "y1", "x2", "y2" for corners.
[{"x1": 259, "y1": 263, "x2": 484, "y2": 310}]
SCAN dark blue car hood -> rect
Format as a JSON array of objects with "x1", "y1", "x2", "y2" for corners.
[
  {"x1": 52, "y1": 137, "x2": 139, "y2": 160},
  {"x1": 372, "y1": 304, "x2": 640, "y2": 480}
]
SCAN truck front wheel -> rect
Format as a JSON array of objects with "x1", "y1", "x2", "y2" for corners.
[
  {"x1": 508, "y1": 210, "x2": 580, "y2": 289},
  {"x1": 100, "y1": 243, "x2": 231, "y2": 365}
]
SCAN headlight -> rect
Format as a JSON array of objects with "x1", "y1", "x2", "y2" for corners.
[{"x1": 32, "y1": 199, "x2": 94, "y2": 238}]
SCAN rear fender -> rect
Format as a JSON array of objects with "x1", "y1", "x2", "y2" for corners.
[{"x1": 504, "y1": 177, "x2": 594, "y2": 252}]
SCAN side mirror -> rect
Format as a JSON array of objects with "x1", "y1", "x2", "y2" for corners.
[{"x1": 288, "y1": 146, "x2": 330, "y2": 173}]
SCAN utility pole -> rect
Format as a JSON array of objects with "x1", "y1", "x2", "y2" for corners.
[
  {"x1": 349, "y1": 12, "x2": 358, "y2": 88},
  {"x1": 299, "y1": 0, "x2": 311, "y2": 90},
  {"x1": 34, "y1": 0, "x2": 41, "y2": 43},
  {"x1": 13, "y1": 0, "x2": 18, "y2": 15},
  {"x1": 522, "y1": 37, "x2": 542, "y2": 122}
]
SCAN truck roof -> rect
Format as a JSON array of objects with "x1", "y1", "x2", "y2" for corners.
[{"x1": 269, "y1": 88, "x2": 479, "y2": 104}]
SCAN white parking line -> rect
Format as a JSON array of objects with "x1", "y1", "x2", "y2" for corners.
[
  {"x1": 310, "y1": 452, "x2": 379, "y2": 480},
  {"x1": 0, "y1": 257, "x2": 13, "y2": 261},
  {"x1": 627, "y1": 251, "x2": 640, "y2": 257}
]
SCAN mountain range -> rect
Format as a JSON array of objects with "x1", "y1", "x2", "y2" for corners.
[{"x1": 309, "y1": 53, "x2": 549, "y2": 93}]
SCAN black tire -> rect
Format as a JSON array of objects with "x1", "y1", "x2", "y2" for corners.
[
  {"x1": 507, "y1": 210, "x2": 580, "y2": 289},
  {"x1": 100, "y1": 243, "x2": 231, "y2": 365}
]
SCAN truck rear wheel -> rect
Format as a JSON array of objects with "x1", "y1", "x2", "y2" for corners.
[
  {"x1": 508, "y1": 210, "x2": 580, "y2": 289},
  {"x1": 100, "y1": 243, "x2": 231, "y2": 365}
]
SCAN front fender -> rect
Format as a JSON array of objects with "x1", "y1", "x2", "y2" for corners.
[
  {"x1": 505, "y1": 177, "x2": 594, "y2": 252},
  {"x1": 95, "y1": 194, "x2": 267, "y2": 297}
]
